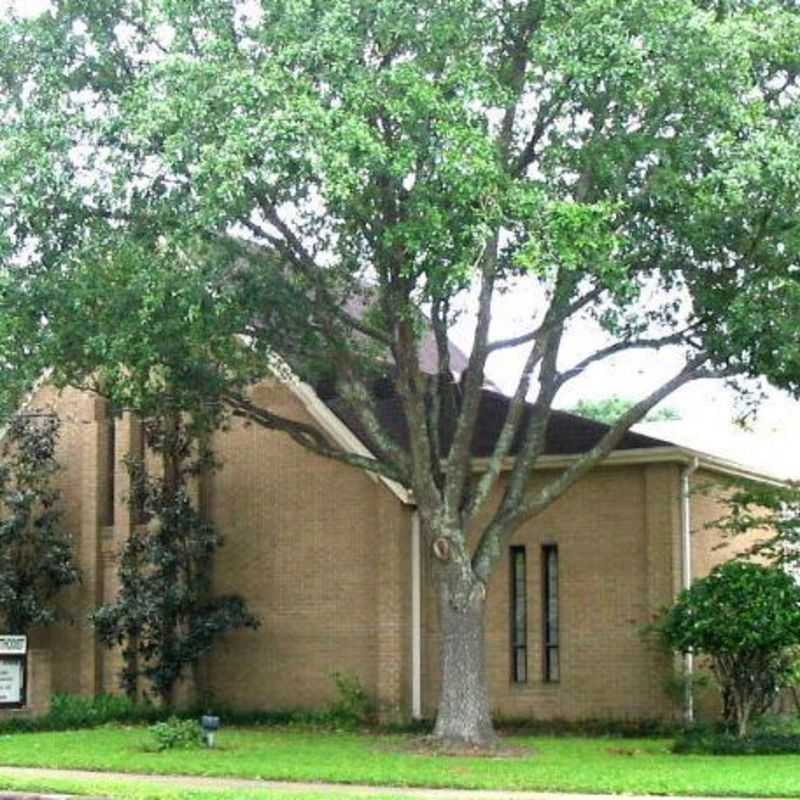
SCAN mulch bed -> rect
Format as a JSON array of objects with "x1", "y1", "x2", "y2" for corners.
[{"x1": 392, "y1": 735, "x2": 534, "y2": 759}]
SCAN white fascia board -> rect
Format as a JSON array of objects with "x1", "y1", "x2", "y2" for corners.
[
  {"x1": 469, "y1": 446, "x2": 791, "y2": 487},
  {"x1": 266, "y1": 355, "x2": 413, "y2": 505}
]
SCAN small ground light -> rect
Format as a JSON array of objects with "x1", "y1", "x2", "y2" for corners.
[{"x1": 201, "y1": 714, "x2": 220, "y2": 748}]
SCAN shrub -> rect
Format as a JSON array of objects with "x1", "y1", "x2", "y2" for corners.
[
  {"x1": 673, "y1": 727, "x2": 800, "y2": 755},
  {"x1": 148, "y1": 717, "x2": 202, "y2": 751},
  {"x1": 48, "y1": 693, "x2": 162, "y2": 729},
  {"x1": 491, "y1": 714, "x2": 681, "y2": 738},
  {"x1": 326, "y1": 672, "x2": 374, "y2": 728},
  {"x1": 659, "y1": 560, "x2": 800, "y2": 738},
  {"x1": 0, "y1": 692, "x2": 169, "y2": 735}
]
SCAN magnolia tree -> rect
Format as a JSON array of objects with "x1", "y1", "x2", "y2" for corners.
[
  {"x1": 2, "y1": 0, "x2": 800, "y2": 745},
  {"x1": 0, "y1": 415, "x2": 79, "y2": 635},
  {"x1": 92, "y1": 415, "x2": 259, "y2": 706}
]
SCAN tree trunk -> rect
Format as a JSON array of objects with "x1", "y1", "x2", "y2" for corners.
[
  {"x1": 432, "y1": 567, "x2": 497, "y2": 748},
  {"x1": 736, "y1": 702, "x2": 751, "y2": 739},
  {"x1": 731, "y1": 684, "x2": 753, "y2": 739},
  {"x1": 791, "y1": 686, "x2": 800, "y2": 714}
]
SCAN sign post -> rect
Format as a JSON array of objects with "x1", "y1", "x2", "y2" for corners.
[{"x1": 0, "y1": 636, "x2": 27, "y2": 708}]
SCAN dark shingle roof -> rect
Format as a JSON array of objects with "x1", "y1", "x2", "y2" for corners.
[
  {"x1": 325, "y1": 292, "x2": 669, "y2": 458},
  {"x1": 323, "y1": 387, "x2": 671, "y2": 459}
]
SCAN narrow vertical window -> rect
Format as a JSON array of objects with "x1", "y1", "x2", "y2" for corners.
[
  {"x1": 510, "y1": 546, "x2": 527, "y2": 683},
  {"x1": 543, "y1": 545, "x2": 559, "y2": 682},
  {"x1": 102, "y1": 404, "x2": 122, "y2": 527}
]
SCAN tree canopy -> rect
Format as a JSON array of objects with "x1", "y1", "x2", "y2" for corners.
[
  {"x1": 1, "y1": 0, "x2": 800, "y2": 745},
  {"x1": 2, "y1": 1, "x2": 800, "y2": 421}
]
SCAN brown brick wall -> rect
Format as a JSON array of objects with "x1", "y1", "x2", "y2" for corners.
[
  {"x1": 23, "y1": 385, "x2": 98, "y2": 697},
  {"x1": 422, "y1": 463, "x2": 682, "y2": 721},
  {"x1": 20, "y1": 382, "x2": 414, "y2": 712},
  {"x1": 689, "y1": 469, "x2": 767, "y2": 579},
  {"x1": 203, "y1": 381, "x2": 411, "y2": 713},
  {"x1": 18, "y1": 382, "x2": 769, "y2": 723}
]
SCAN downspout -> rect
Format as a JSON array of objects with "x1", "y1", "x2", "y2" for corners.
[
  {"x1": 681, "y1": 457, "x2": 700, "y2": 723},
  {"x1": 411, "y1": 510, "x2": 422, "y2": 719}
]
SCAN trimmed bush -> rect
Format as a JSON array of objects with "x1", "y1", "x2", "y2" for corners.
[
  {"x1": 659, "y1": 560, "x2": 800, "y2": 738},
  {"x1": 674, "y1": 727, "x2": 800, "y2": 755}
]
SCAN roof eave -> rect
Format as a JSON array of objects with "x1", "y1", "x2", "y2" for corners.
[{"x1": 469, "y1": 446, "x2": 791, "y2": 486}]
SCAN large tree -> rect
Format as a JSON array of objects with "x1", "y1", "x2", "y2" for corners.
[{"x1": 1, "y1": 0, "x2": 800, "y2": 745}]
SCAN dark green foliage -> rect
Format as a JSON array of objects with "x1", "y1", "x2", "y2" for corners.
[
  {"x1": 0, "y1": 692, "x2": 165, "y2": 734},
  {"x1": 92, "y1": 417, "x2": 259, "y2": 704},
  {"x1": 326, "y1": 672, "x2": 374, "y2": 729},
  {"x1": 660, "y1": 561, "x2": 800, "y2": 737},
  {"x1": 492, "y1": 715, "x2": 682, "y2": 739},
  {"x1": 673, "y1": 727, "x2": 800, "y2": 755},
  {"x1": 0, "y1": 688, "x2": 684, "y2": 739},
  {"x1": 706, "y1": 479, "x2": 800, "y2": 571},
  {"x1": 0, "y1": 414, "x2": 79, "y2": 634},
  {"x1": 47, "y1": 692, "x2": 162, "y2": 729},
  {"x1": 148, "y1": 717, "x2": 202, "y2": 751}
]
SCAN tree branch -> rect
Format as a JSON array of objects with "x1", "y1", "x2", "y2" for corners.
[
  {"x1": 512, "y1": 77, "x2": 575, "y2": 176},
  {"x1": 554, "y1": 329, "x2": 694, "y2": 388},
  {"x1": 441, "y1": 237, "x2": 499, "y2": 517},
  {"x1": 231, "y1": 224, "x2": 392, "y2": 346},
  {"x1": 486, "y1": 285, "x2": 604, "y2": 353},
  {"x1": 426, "y1": 298, "x2": 453, "y2": 490},
  {"x1": 472, "y1": 354, "x2": 711, "y2": 582},
  {"x1": 332, "y1": 368, "x2": 412, "y2": 479}
]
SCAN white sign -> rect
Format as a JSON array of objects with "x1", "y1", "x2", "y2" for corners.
[
  {"x1": 0, "y1": 636, "x2": 26, "y2": 656},
  {"x1": 0, "y1": 658, "x2": 23, "y2": 704}
]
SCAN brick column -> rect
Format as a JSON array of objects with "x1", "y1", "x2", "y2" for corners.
[
  {"x1": 78, "y1": 395, "x2": 106, "y2": 697},
  {"x1": 375, "y1": 492, "x2": 411, "y2": 722},
  {"x1": 643, "y1": 463, "x2": 682, "y2": 716},
  {"x1": 26, "y1": 649, "x2": 52, "y2": 716},
  {"x1": 100, "y1": 412, "x2": 142, "y2": 695}
]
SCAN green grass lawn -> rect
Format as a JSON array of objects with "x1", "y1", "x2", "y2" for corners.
[{"x1": 0, "y1": 726, "x2": 797, "y2": 797}]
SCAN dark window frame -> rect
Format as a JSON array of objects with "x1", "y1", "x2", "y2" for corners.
[
  {"x1": 542, "y1": 544, "x2": 560, "y2": 683},
  {"x1": 510, "y1": 545, "x2": 528, "y2": 684}
]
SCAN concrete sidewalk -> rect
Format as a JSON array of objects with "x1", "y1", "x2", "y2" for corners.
[{"x1": 0, "y1": 766, "x2": 780, "y2": 800}]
